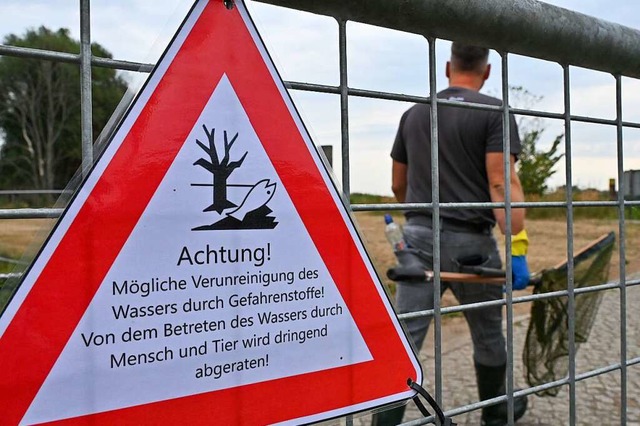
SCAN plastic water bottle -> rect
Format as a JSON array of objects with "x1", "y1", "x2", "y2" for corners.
[{"x1": 384, "y1": 214, "x2": 406, "y2": 252}]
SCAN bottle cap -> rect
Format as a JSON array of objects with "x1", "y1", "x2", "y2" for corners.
[{"x1": 384, "y1": 214, "x2": 393, "y2": 224}]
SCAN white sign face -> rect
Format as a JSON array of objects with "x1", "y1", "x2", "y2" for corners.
[{"x1": 23, "y1": 75, "x2": 372, "y2": 424}]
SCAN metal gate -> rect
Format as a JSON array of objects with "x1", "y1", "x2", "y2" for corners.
[{"x1": 1, "y1": 1, "x2": 639, "y2": 424}]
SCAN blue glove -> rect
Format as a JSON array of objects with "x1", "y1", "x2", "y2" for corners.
[
  {"x1": 512, "y1": 255, "x2": 530, "y2": 290},
  {"x1": 511, "y1": 230, "x2": 530, "y2": 290}
]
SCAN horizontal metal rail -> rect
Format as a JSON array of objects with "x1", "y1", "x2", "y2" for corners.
[
  {"x1": 352, "y1": 200, "x2": 640, "y2": 212},
  {"x1": 3, "y1": 199, "x2": 640, "y2": 219},
  {"x1": 0, "y1": 44, "x2": 153, "y2": 72},
  {"x1": 4, "y1": 200, "x2": 640, "y2": 219},
  {"x1": 255, "y1": 0, "x2": 640, "y2": 79},
  {"x1": 0, "y1": 209, "x2": 63, "y2": 219},
  {"x1": 0, "y1": 190, "x2": 71, "y2": 196},
  {"x1": 398, "y1": 278, "x2": 640, "y2": 320}
]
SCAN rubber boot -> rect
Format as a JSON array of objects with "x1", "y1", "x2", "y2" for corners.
[
  {"x1": 474, "y1": 362, "x2": 528, "y2": 425},
  {"x1": 370, "y1": 404, "x2": 406, "y2": 426}
]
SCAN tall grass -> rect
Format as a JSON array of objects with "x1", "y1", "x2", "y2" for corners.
[{"x1": 526, "y1": 188, "x2": 638, "y2": 220}]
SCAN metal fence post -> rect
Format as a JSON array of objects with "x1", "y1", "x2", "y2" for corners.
[
  {"x1": 80, "y1": 0, "x2": 93, "y2": 176},
  {"x1": 615, "y1": 74, "x2": 628, "y2": 425},
  {"x1": 562, "y1": 64, "x2": 577, "y2": 425}
]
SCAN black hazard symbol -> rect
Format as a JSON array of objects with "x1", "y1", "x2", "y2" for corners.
[{"x1": 191, "y1": 125, "x2": 278, "y2": 230}]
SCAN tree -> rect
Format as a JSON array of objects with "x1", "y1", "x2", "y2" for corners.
[
  {"x1": 0, "y1": 27, "x2": 127, "y2": 192},
  {"x1": 508, "y1": 86, "x2": 565, "y2": 196},
  {"x1": 518, "y1": 129, "x2": 564, "y2": 196}
]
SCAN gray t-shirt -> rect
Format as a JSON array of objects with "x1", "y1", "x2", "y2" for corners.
[{"x1": 391, "y1": 86, "x2": 521, "y2": 227}]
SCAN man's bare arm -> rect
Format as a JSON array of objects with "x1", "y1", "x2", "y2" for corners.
[
  {"x1": 392, "y1": 160, "x2": 408, "y2": 203},
  {"x1": 486, "y1": 152, "x2": 525, "y2": 234}
]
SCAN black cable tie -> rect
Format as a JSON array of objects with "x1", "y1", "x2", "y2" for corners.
[
  {"x1": 223, "y1": 0, "x2": 235, "y2": 10},
  {"x1": 412, "y1": 394, "x2": 431, "y2": 418},
  {"x1": 408, "y1": 379, "x2": 457, "y2": 426}
]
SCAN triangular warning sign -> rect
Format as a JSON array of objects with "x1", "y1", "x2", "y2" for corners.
[{"x1": 0, "y1": 1, "x2": 422, "y2": 424}]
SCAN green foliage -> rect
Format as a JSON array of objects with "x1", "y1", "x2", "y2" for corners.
[
  {"x1": 0, "y1": 26, "x2": 127, "y2": 192},
  {"x1": 518, "y1": 130, "x2": 564, "y2": 197},
  {"x1": 507, "y1": 86, "x2": 565, "y2": 197}
]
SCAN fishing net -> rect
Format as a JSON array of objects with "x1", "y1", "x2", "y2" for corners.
[{"x1": 523, "y1": 232, "x2": 615, "y2": 396}]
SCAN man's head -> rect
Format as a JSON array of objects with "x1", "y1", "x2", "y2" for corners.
[{"x1": 446, "y1": 42, "x2": 491, "y2": 90}]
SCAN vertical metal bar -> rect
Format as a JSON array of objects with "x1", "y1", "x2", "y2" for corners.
[
  {"x1": 79, "y1": 0, "x2": 93, "y2": 176},
  {"x1": 338, "y1": 20, "x2": 353, "y2": 425},
  {"x1": 338, "y1": 18, "x2": 350, "y2": 197},
  {"x1": 615, "y1": 74, "x2": 628, "y2": 426},
  {"x1": 427, "y1": 36, "x2": 443, "y2": 408},
  {"x1": 500, "y1": 52, "x2": 514, "y2": 425},
  {"x1": 563, "y1": 64, "x2": 577, "y2": 425}
]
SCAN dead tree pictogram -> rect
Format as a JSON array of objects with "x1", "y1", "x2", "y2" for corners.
[{"x1": 194, "y1": 125, "x2": 248, "y2": 213}]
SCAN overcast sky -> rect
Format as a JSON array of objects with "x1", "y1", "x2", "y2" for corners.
[{"x1": 1, "y1": 0, "x2": 639, "y2": 195}]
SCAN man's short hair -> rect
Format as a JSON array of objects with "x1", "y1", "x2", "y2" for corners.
[{"x1": 451, "y1": 42, "x2": 489, "y2": 74}]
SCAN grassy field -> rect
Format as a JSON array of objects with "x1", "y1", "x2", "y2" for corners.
[{"x1": 0, "y1": 219, "x2": 55, "y2": 307}]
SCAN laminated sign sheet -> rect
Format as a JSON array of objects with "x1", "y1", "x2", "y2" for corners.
[{"x1": 0, "y1": 1, "x2": 422, "y2": 424}]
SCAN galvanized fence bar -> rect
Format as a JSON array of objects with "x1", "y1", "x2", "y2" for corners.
[
  {"x1": 500, "y1": 51, "x2": 516, "y2": 425},
  {"x1": 337, "y1": 18, "x2": 350, "y2": 197},
  {"x1": 3, "y1": 199, "x2": 640, "y2": 219},
  {"x1": 397, "y1": 277, "x2": 640, "y2": 319},
  {"x1": 427, "y1": 35, "x2": 443, "y2": 408},
  {"x1": 0, "y1": 209, "x2": 63, "y2": 219},
  {"x1": 563, "y1": 64, "x2": 578, "y2": 425},
  {"x1": 351, "y1": 200, "x2": 640, "y2": 211},
  {"x1": 615, "y1": 74, "x2": 628, "y2": 424},
  {"x1": 341, "y1": 20, "x2": 351, "y2": 423},
  {"x1": 79, "y1": 0, "x2": 93, "y2": 176},
  {"x1": 255, "y1": 0, "x2": 640, "y2": 79},
  {"x1": 0, "y1": 190, "x2": 71, "y2": 195}
]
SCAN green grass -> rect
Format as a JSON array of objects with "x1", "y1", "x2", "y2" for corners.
[
  {"x1": 628, "y1": 206, "x2": 640, "y2": 220},
  {"x1": 527, "y1": 205, "x2": 639, "y2": 221},
  {"x1": 0, "y1": 248, "x2": 26, "y2": 310},
  {"x1": 348, "y1": 190, "x2": 637, "y2": 221},
  {"x1": 349, "y1": 192, "x2": 393, "y2": 204},
  {"x1": 0, "y1": 257, "x2": 15, "y2": 310},
  {"x1": 523, "y1": 188, "x2": 640, "y2": 221}
]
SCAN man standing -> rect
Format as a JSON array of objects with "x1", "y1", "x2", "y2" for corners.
[{"x1": 373, "y1": 43, "x2": 530, "y2": 425}]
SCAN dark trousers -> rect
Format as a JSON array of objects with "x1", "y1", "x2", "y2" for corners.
[{"x1": 373, "y1": 222, "x2": 506, "y2": 425}]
